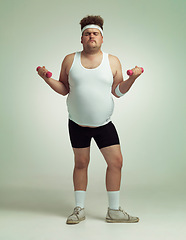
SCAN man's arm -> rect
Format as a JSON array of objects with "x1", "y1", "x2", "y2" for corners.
[
  {"x1": 118, "y1": 66, "x2": 143, "y2": 95},
  {"x1": 109, "y1": 55, "x2": 124, "y2": 98},
  {"x1": 37, "y1": 56, "x2": 70, "y2": 96},
  {"x1": 109, "y1": 55, "x2": 143, "y2": 98}
]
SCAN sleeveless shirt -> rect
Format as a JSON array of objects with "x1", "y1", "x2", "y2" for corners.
[{"x1": 66, "y1": 51, "x2": 114, "y2": 127}]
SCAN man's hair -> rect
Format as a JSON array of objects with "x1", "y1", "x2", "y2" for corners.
[{"x1": 80, "y1": 15, "x2": 104, "y2": 30}]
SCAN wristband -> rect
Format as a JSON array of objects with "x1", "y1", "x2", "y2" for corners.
[{"x1": 115, "y1": 84, "x2": 125, "y2": 97}]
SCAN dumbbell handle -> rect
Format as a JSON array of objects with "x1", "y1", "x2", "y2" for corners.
[
  {"x1": 36, "y1": 66, "x2": 52, "y2": 78},
  {"x1": 127, "y1": 67, "x2": 144, "y2": 76}
]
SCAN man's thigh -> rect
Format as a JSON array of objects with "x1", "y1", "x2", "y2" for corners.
[
  {"x1": 100, "y1": 144, "x2": 123, "y2": 166},
  {"x1": 93, "y1": 121, "x2": 120, "y2": 149},
  {"x1": 72, "y1": 147, "x2": 91, "y2": 167},
  {"x1": 68, "y1": 119, "x2": 92, "y2": 148}
]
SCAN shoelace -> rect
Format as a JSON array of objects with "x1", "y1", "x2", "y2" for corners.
[
  {"x1": 73, "y1": 207, "x2": 82, "y2": 215},
  {"x1": 118, "y1": 207, "x2": 130, "y2": 219}
]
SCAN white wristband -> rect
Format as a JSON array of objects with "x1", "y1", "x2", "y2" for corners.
[{"x1": 115, "y1": 84, "x2": 125, "y2": 97}]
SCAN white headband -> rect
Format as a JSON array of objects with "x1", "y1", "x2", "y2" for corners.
[{"x1": 81, "y1": 24, "x2": 103, "y2": 36}]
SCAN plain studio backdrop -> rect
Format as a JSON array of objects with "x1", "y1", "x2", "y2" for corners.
[{"x1": 0, "y1": 0, "x2": 185, "y2": 239}]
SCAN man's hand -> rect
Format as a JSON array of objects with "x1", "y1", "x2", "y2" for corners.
[
  {"x1": 129, "y1": 66, "x2": 143, "y2": 78},
  {"x1": 37, "y1": 66, "x2": 49, "y2": 80},
  {"x1": 117, "y1": 65, "x2": 144, "y2": 95}
]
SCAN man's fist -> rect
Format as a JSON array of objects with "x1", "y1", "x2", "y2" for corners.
[
  {"x1": 127, "y1": 66, "x2": 144, "y2": 77},
  {"x1": 36, "y1": 66, "x2": 52, "y2": 78}
]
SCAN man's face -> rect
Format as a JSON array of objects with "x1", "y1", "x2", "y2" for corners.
[{"x1": 81, "y1": 28, "x2": 103, "y2": 51}]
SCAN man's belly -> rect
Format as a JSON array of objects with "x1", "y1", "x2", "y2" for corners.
[{"x1": 66, "y1": 91, "x2": 114, "y2": 127}]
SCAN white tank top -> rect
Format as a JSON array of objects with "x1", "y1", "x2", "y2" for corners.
[{"x1": 67, "y1": 51, "x2": 114, "y2": 127}]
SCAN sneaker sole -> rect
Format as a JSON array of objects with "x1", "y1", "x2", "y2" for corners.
[
  {"x1": 66, "y1": 217, "x2": 86, "y2": 224},
  {"x1": 106, "y1": 218, "x2": 139, "y2": 223}
]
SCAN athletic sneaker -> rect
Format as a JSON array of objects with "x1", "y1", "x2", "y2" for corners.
[
  {"x1": 106, "y1": 207, "x2": 139, "y2": 223},
  {"x1": 66, "y1": 206, "x2": 86, "y2": 224}
]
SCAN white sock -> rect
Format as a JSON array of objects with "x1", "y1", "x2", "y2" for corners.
[
  {"x1": 107, "y1": 191, "x2": 120, "y2": 210},
  {"x1": 74, "y1": 191, "x2": 86, "y2": 208}
]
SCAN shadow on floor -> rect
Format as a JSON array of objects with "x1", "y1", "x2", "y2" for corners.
[{"x1": 0, "y1": 187, "x2": 73, "y2": 217}]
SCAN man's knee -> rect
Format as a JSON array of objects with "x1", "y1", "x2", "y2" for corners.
[
  {"x1": 108, "y1": 155, "x2": 123, "y2": 169},
  {"x1": 73, "y1": 147, "x2": 90, "y2": 169},
  {"x1": 74, "y1": 156, "x2": 90, "y2": 169}
]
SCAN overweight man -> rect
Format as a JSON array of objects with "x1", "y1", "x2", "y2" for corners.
[{"x1": 37, "y1": 15, "x2": 143, "y2": 224}]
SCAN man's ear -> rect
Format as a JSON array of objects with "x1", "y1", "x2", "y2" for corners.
[{"x1": 81, "y1": 36, "x2": 83, "y2": 44}]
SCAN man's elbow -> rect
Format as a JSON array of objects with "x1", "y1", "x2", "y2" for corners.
[{"x1": 112, "y1": 90, "x2": 120, "y2": 98}]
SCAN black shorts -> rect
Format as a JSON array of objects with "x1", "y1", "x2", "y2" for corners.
[{"x1": 68, "y1": 119, "x2": 120, "y2": 149}]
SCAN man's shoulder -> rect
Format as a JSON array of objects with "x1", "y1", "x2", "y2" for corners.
[
  {"x1": 108, "y1": 54, "x2": 120, "y2": 62},
  {"x1": 62, "y1": 52, "x2": 76, "y2": 68},
  {"x1": 64, "y1": 52, "x2": 76, "y2": 61},
  {"x1": 108, "y1": 54, "x2": 121, "y2": 69}
]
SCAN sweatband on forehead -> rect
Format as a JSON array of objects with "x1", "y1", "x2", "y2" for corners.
[{"x1": 81, "y1": 24, "x2": 103, "y2": 36}]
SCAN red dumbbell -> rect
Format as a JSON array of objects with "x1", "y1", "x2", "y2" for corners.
[
  {"x1": 127, "y1": 67, "x2": 144, "y2": 76},
  {"x1": 36, "y1": 66, "x2": 52, "y2": 78}
]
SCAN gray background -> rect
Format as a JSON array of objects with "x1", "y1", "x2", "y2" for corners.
[{"x1": 0, "y1": 0, "x2": 185, "y2": 239}]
